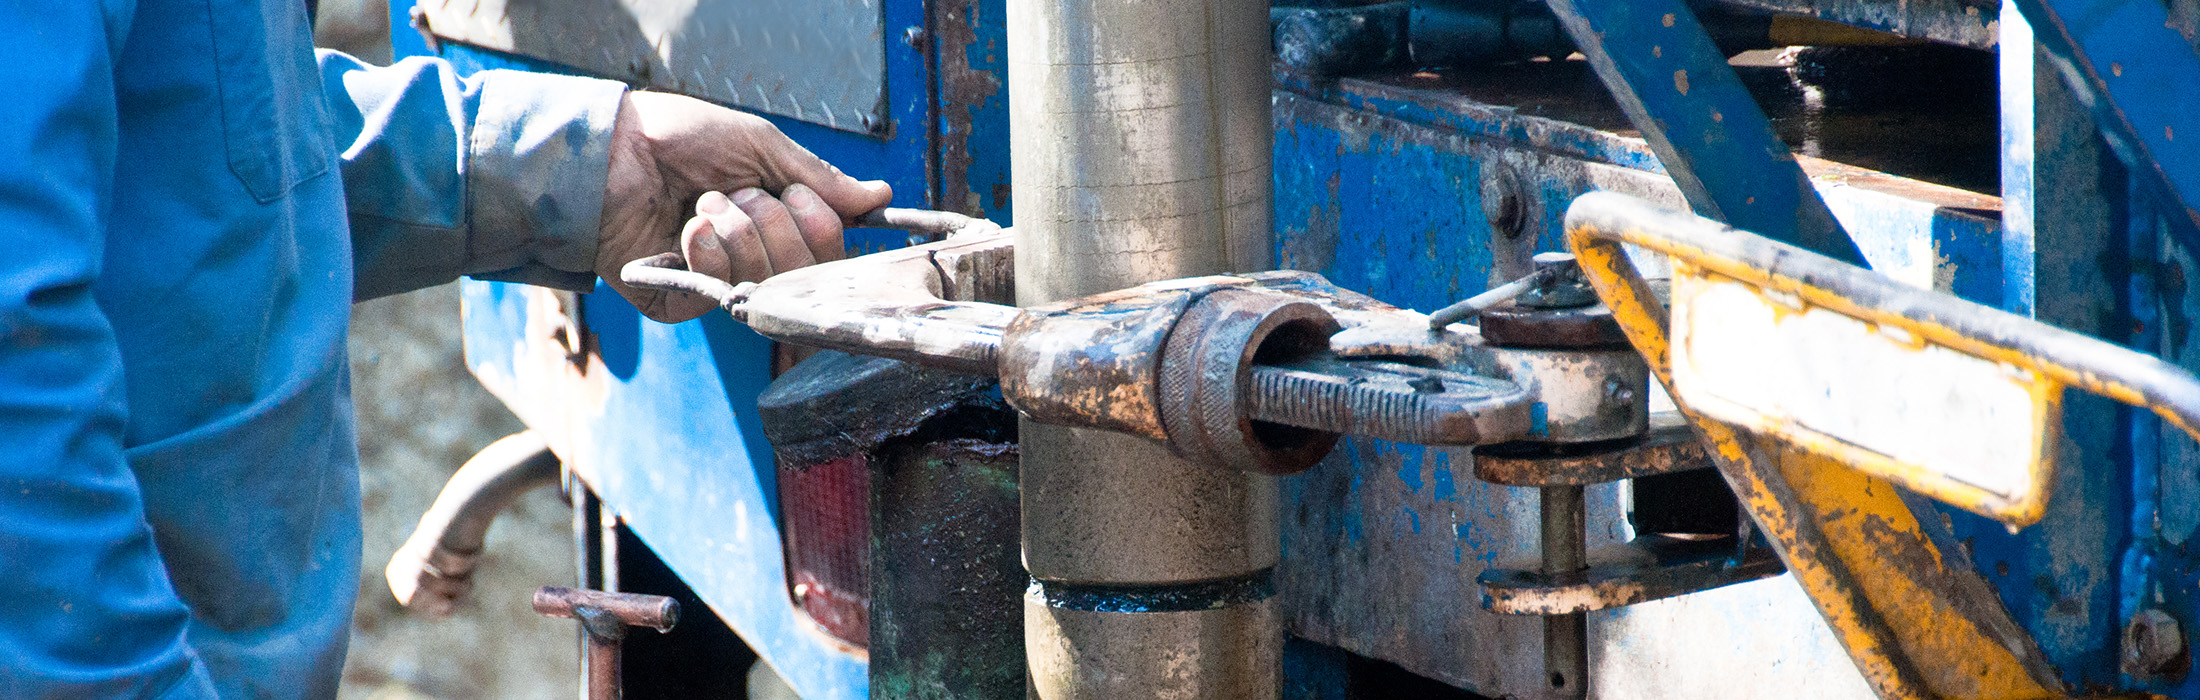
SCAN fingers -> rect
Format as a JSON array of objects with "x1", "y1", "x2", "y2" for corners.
[
  {"x1": 690, "y1": 191, "x2": 775, "y2": 286},
  {"x1": 731, "y1": 188, "x2": 817, "y2": 272},
  {"x1": 679, "y1": 193, "x2": 734, "y2": 282},
  {"x1": 747, "y1": 125, "x2": 895, "y2": 217},
  {"x1": 653, "y1": 195, "x2": 733, "y2": 322},
  {"x1": 637, "y1": 191, "x2": 781, "y2": 324},
  {"x1": 781, "y1": 184, "x2": 846, "y2": 263}
]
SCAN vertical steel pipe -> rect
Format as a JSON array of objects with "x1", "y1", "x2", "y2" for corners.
[
  {"x1": 1008, "y1": 0, "x2": 1273, "y2": 302},
  {"x1": 1008, "y1": 0, "x2": 1277, "y2": 694},
  {"x1": 1540, "y1": 485, "x2": 1588, "y2": 699}
]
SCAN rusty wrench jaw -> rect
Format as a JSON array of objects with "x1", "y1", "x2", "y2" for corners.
[{"x1": 616, "y1": 211, "x2": 1553, "y2": 473}]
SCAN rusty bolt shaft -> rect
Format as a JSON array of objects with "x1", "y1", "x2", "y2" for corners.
[
  {"x1": 535, "y1": 587, "x2": 680, "y2": 700},
  {"x1": 1427, "y1": 266, "x2": 1557, "y2": 329},
  {"x1": 1248, "y1": 357, "x2": 1531, "y2": 447},
  {"x1": 534, "y1": 586, "x2": 680, "y2": 634}
]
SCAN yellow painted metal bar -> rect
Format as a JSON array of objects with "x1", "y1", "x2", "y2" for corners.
[
  {"x1": 1668, "y1": 262, "x2": 2066, "y2": 526},
  {"x1": 1567, "y1": 210, "x2": 2062, "y2": 699},
  {"x1": 1565, "y1": 192, "x2": 2200, "y2": 528}
]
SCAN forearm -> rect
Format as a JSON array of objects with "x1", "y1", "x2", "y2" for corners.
[{"x1": 317, "y1": 51, "x2": 627, "y2": 300}]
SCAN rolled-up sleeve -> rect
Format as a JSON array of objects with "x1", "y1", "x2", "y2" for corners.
[{"x1": 318, "y1": 51, "x2": 628, "y2": 299}]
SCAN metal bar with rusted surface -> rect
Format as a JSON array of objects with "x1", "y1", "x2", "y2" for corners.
[
  {"x1": 1570, "y1": 191, "x2": 2200, "y2": 524},
  {"x1": 533, "y1": 586, "x2": 680, "y2": 700},
  {"x1": 1565, "y1": 190, "x2": 2095, "y2": 700},
  {"x1": 385, "y1": 431, "x2": 562, "y2": 616},
  {"x1": 1539, "y1": 484, "x2": 1588, "y2": 699},
  {"x1": 622, "y1": 242, "x2": 1539, "y2": 458},
  {"x1": 1543, "y1": 0, "x2": 1868, "y2": 266}
]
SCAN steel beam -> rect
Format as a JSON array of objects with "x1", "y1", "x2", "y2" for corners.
[
  {"x1": 1985, "y1": 2, "x2": 2138, "y2": 684},
  {"x1": 2008, "y1": 0, "x2": 2200, "y2": 246},
  {"x1": 1541, "y1": 0, "x2": 1868, "y2": 265}
]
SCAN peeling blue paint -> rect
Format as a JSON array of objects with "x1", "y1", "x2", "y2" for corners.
[
  {"x1": 1396, "y1": 448, "x2": 1424, "y2": 494},
  {"x1": 1431, "y1": 463, "x2": 1459, "y2": 504}
]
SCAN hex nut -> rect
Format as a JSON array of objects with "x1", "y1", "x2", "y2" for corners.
[{"x1": 2124, "y1": 608, "x2": 2188, "y2": 679}]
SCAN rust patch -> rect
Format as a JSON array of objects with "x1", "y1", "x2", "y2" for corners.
[
  {"x1": 933, "y1": 0, "x2": 1003, "y2": 216},
  {"x1": 1479, "y1": 533, "x2": 1785, "y2": 615},
  {"x1": 1472, "y1": 419, "x2": 1710, "y2": 486}
]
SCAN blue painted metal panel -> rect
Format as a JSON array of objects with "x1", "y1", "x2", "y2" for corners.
[
  {"x1": 1996, "y1": 29, "x2": 2200, "y2": 682},
  {"x1": 1281, "y1": 637, "x2": 1352, "y2": 700},
  {"x1": 457, "y1": 281, "x2": 868, "y2": 699},
  {"x1": 2151, "y1": 180, "x2": 2200, "y2": 696},
  {"x1": 934, "y1": 0, "x2": 1013, "y2": 224},
  {"x1": 2011, "y1": 0, "x2": 2200, "y2": 244},
  {"x1": 1272, "y1": 70, "x2": 2008, "y2": 694},
  {"x1": 421, "y1": 0, "x2": 1022, "y2": 692}
]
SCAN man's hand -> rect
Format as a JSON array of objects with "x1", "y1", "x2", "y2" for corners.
[{"x1": 598, "y1": 91, "x2": 893, "y2": 322}]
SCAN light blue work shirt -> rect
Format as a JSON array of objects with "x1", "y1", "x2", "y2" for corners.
[{"x1": 1, "y1": 0, "x2": 627, "y2": 696}]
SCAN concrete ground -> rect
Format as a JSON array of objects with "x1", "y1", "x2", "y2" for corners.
[{"x1": 341, "y1": 284, "x2": 579, "y2": 700}]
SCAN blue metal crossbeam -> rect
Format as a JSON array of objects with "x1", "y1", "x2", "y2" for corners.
[
  {"x1": 1541, "y1": 0, "x2": 1869, "y2": 265},
  {"x1": 2010, "y1": 0, "x2": 2200, "y2": 243}
]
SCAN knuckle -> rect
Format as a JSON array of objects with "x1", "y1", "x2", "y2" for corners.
[
  {"x1": 799, "y1": 216, "x2": 842, "y2": 246},
  {"x1": 744, "y1": 199, "x2": 795, "y2": 231},
  {"x1": 711, "y1": 210, "x2": 758, "y2": 241}
]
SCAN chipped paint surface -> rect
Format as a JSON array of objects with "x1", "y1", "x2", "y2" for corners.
[
  {"x1": 1569, "y1": 196, "x2": 2077, "y2": 699},
  {"x1": 1720, "y1": 0, "x2": 2000, "y2": 48},
  {"x1": 1672, "y1": 271, "x2": 2051, "y2": 511},
  {"x1": 1270, "y1": 56, "x2": 2011, "y2": 697},
  {"x1": 461, "y1": 279, "x2": 869, "y2": 700}
]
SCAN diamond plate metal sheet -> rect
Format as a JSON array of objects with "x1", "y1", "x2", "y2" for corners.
[{"x1": 413, "y1": 0, "x2": 887, "y2": 134}]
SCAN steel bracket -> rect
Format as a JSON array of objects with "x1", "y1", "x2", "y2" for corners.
[{"x1": 1479, "y1": 533, "x2": 1786, "y2": 615}]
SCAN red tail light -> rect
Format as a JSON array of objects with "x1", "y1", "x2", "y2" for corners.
[{"x1": 778, "y1": 453, "x2": 870, "y2": 646}]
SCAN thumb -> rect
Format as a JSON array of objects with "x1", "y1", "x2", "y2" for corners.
[{"x1": 753, "y1": 130, "x2": 894, "y2": 217}]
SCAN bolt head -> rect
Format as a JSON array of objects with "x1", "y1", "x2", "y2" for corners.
[
  {"x1": 2124, "y1": 608, "x2": 2188, "y2": 679},
  {"x1": 1480, "y1": 173, "x2": 1526, "y2": 239},
  {"x1": 1603, "y1": 375, "x2": 1635, "y2": 403}
]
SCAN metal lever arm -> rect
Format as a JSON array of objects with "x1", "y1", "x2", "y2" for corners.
[
  {"x1": 1568, "y1": 191, "x2": 2200, "y2": 525},
  {"x1": 618, "y1": 211, "x2": 1537, "y2": 468},
  {"x1": 621, "y1": 231, "x2": 1015, "y2": 374}
]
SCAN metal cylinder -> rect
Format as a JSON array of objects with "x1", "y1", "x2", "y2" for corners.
[
  {"x1": 1008, "y1": 0, "x2": 1273, "y2": 302},
  {"x1": 1025, "y1": 584, "x2": 1281, "y2": 699},
  {"x1": 1009, "y1": 0, "x2": 1278, "y2": 693},
  {"x1": 584, "y1": 619, "x2": 622, "y2": 700},
  {"x1": 1540, "y1": 485, "x2": 1588, "y2": 699},
  {"x1": 1020, "y1": 426, "x2": 1279, "y2": 582}
]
